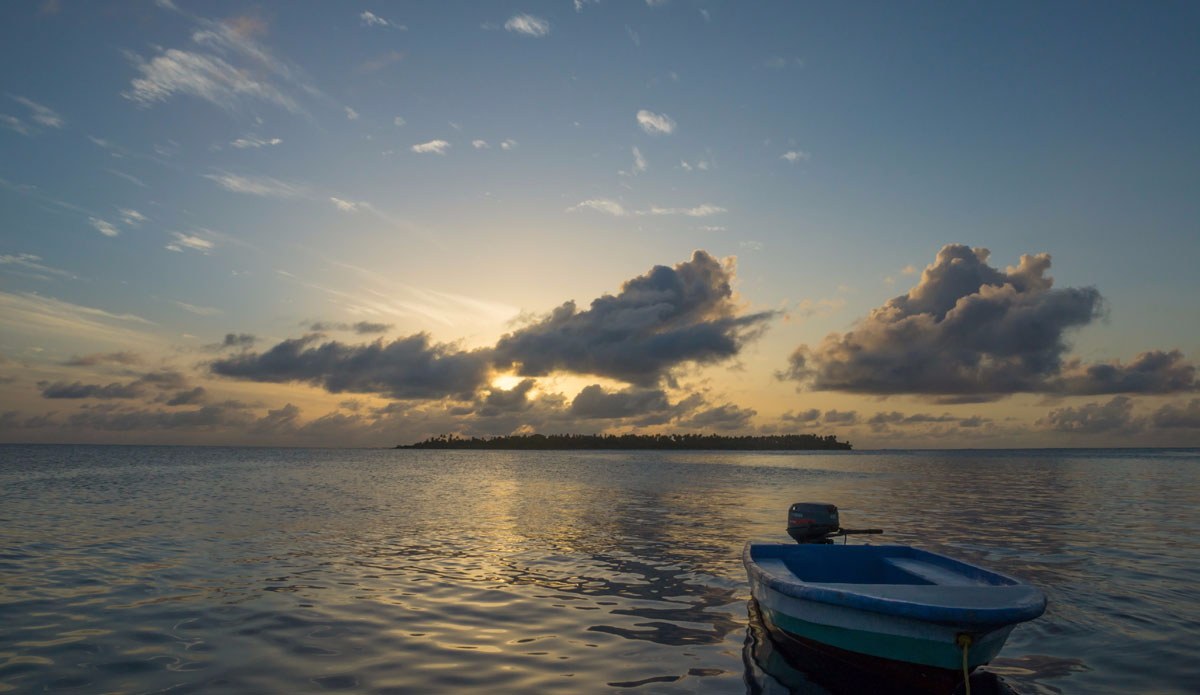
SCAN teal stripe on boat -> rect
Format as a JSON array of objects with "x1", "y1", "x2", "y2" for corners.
[{"x1": 761, "y1": 606, "x2": 1001, "y2": 671}]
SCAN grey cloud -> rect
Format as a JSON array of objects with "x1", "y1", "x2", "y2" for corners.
[
  {"x1": 166, "y1": 387, "x2": 207, "y2": 406},
  {"x1": 66, "y1": 400, "x2": 255, "y2": 432},
  {"x1": 1049, "y1": 350, "x2": 1196, "y2": 395},
  {"x1": 783, "y1": 245, "x2": 1112, "y2": 400},
  {"x1": 866, "y1": 410, "x2": 988, "y2": 432},
  {"x1": 476, "y1": 379, "x2": 536, "y2": 417},
  {"x1": 249, "y1": 403, "x2": 301, "y2": 434},
  {"x1": 570, "y1": 384, "x2": 671, "y2": 419},
  {"x1": 64, "y1": 351, "x2": 143, "y2": 366},
  {"x1": 308, "y1": 321, "x2": 392, "y2": 334},
  {"x1": 781, "y1": 408, "x2": 821, "y2": 424},
  {"x1": 1151, "y1": 399, "x2": 1200, "y2": 429},
  {"x1": 223, "y1": 333, "x2": 257, "y2": 348},
  {"x1": 1038, "y1": 396, "x2": 1142, "y2": 434},
  {"x1": 40, "y1": 380, "x2": 144, "y2": 399},
  {"x1": 209, "y1": 333, "x2": 492, "y2": 400},
  {"x1": 494, "y1": 250, "x2": 774, "y2": 386},
  {"x1": 822, "y1": 409, "x2": 858, "y2": 425},
  {"x1": 678, "y1": 403, "x2": 757, "y2": 431}
]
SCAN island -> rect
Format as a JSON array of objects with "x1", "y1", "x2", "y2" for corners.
[{"x1": 397, "y1": 433, "x2": 851, "y2": 450}]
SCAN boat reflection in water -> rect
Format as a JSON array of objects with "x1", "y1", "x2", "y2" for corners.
[{"x1": 743, "y1": 599, "x2": 1018, "y2": 695}]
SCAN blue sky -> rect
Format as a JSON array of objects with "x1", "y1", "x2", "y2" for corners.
[{"x1": 2, "y1": 0, "x2": 1198, "y2": 447}]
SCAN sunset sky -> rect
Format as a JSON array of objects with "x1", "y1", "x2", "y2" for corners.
[{"x1": 2, "y1": 0, "x2": 1197, "y2": 447}]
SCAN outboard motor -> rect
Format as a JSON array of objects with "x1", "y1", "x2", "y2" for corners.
[{"x1": 787, "y1": 503, "x2": 883, "y2": 544}]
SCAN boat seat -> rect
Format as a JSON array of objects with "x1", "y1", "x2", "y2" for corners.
[{"x1": 884, "y1": 558, "x2": 983, "y2": 586}]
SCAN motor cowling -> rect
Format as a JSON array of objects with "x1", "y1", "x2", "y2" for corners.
[{"x1": 787, "y1": 502, "x2": 840, "y2": 543}]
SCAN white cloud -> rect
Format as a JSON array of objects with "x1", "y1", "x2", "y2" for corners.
[
  {"x1": 781, "y1": 150, "x2": 810, "y2": 163},
  {"x1": 644, "y1": 203, "x2": 726, "y2": 217},
  {"x1": 345, "y1": 106, "x2": 359, "y2": 120},
  {"x1": 411, "y1": 139, "x2": 450, "y2": 154},
  {"x1": 636, "y1": 109, "x2": 675, "y2": 135},
  {"x1": 699, "y1": 8, "x2": 711, "y2": 22},
  {"x1": 203, "y1": 172, "x2": 307, "y2": 198},
  {"x1": 329, "y1": 197, "x2": 364, "y2": 212},
  {"x1": 124, "y1": 48, "x2": 303, "y2": 114},
  {"x1": 0, "y1": 114, "x2": 31, "y2": 136},
  {"x1": 118, "y1": 208, "x2": 146, "y2": 226},
  {"x1": 472, "y1": 139, "x2": 489, "y2": 149},
  {"x1": 500, "y1": 138, "x2": 517, "y2": 150},
  {"x1": 646, "y1": 0, "x2": 669, "y2": 6},
  {"x1": 108, "y1": 169, "x2": 148, "y2": 188},
  {"x1": 680, "y1": 160, "x2": 692, "y2": 172},
  {"x1": 171, "y1": 300, "x2": 222, "y2": 316},
  {"x1": 394, "y1": 116, "x2": 405, "y2": 127},
  {"x1": 360, "y1": 11, "x2": 405, "y2": 29},
  {"x1": 230, "y1": 135, "x2": 282, "y2": 148},
  {"x1": 10, "y1": 96, "x2": 64, "y2": 128},
  {"x1": 568, "y1": 199, "x2": 629, "y2": 216},
  {"x1": 631, "y1": 146, "x2": 647, "y2": 174},
  {"x1": 0, "y1": 253, "x2": 78, "y2": 280},
  {"x1": 89, "y1": 217, "x2": 119, "y2": 237},
  {"x1": 702, "y1": 226, "x2": 729, "y2": 232},
  {"x1": 739, "y1": 240, "x2": 763, "y2": 251},
  {"x1": 505, "y1": 14, "x2": 549, "y2": 37},
  {"x1": 165, "y1": 231, "x2": 214, "y2": 253}
]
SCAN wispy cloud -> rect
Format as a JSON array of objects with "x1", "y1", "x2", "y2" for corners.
[
  {"x1": 568, "y1": 199, "x2": 629, "y2": 216},
  {"x1": 0, "y1": 253, "x2": 78, "y2": 280},
  {"x1": 360, "y1": 10, "x2": 405, "y2": 30},
  {"x1": 329, "y1": 197, "x2": 367, "y2": 213},
  {"x1": 344, "y1": 106, "x2": 359, "y2": 120},
  {"x1": 230, "y1": 135, "x2": 282, "y2": 148},
  {"x1": 89, "y1": 217, "x2": 119, "y2": 237},
  {"x1": 171, "y1": 300, "x2": 222, "y2": 316},
  {"x1": 10, "y1": 95, "x2": 64, "y2": 128},
  {"x1": 118, "y1": 208, "x2": 146, "y2": 226},
  {"x1": 505, "y1": 14, "x2": 549, "y2": 37},
  {"x1": 500, "y1": 139, "x2": 517, "y2": 150},
  {"x1": 411, "y1": 139, "x2": 450, "y2": 154},
  {"x1": 631, "y1": 146, "x2": 647, "y2": 174},
  {"x1": 645, "y1": 204, "x2": 726, "y2": 217},
  {"x1": 568, "y1": 200, "x2": 726, "y2": 217},
  {"x1": 165, "y1": 231, "x2": 214, "y2": 253},
  {"x1": 636, "y1": 109, "x2": 675, "y2": 135},
  {"x1": 0, "y1": 114, "x2": 32, "y2": 136},
  {"x1": 472, "y1": 139, "x2": 489, "y2": 149},
  {"x1": 124, "y1": 48, "x2": 302, "y2": 114},
  {"x1": 203, "y1": 172, "x2": 307, "y2": 198},
  {"x1": 0, "y1": 291, "x2": 156, "y2": 347},
  {"x1": 781, "y1": 150, "x2": 810, "y2": 163},
  {"x1": 394, "y1": 116, "x2": 406, "y2": 127},
  {"x1": 108, "y1": 169, "x2": 148, "y2": 188}
]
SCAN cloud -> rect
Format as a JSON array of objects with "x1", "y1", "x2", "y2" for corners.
[
  {"x1": 394, "y1": 116, "x2": 406, "y2": 127},
  {"x1": 782, "y1": 245, "x2": 1128, "y2": 400},
  {"x1": 411, "y1": 139, "x2": 450, "y2": 154},
  {"x1": 165, "y1": 387, "x2": 207, "y2": 406},
  {"x1": 329, "y1": 197, "x2": 361, "y2": 212},
  {"x1": 0, "y1": 291, "x2": 155, "y2": 349},
  {"x1": 360, "y1": 11, "x2": 404, "y2": 29},
  {"x1": 172, "y1": 300, "x2": 222, "y2": 316},
  {"x1": 505, "y1": 14, "x2": 549, "y2": 37},
  {"x1": 472, "y1": 139, "x2": 489, "y2": 149},
  {"x1": 218, "y1": 333, "x2": 257, "y2": 349},
  {"x1": 203, "y1": 172, "x2": 307, "y2": 198},
  {"x1": 118, "y1": 208, "x2": 146, "y2": 225},
  {"x1": 0, "y1": 253, "x2": 78, "y2": 281},
  {"x1": 1048, "y1": 350, "x2": 1195, "y2": 395},
  {"x1": 822, "y1": 409, "x2": 858, "y2": 425},
  {"x1": 1039, "y1": 396, "x2": 1142, "y2": 434},
  {"x1": 1152, "y1": 399, "x2": 1200, "y2": 429},
  {"x1": 570, "y1": 384, "x2": 670, "y2": 419},
  {"x1": 230, "y1": 135, "x2": 281, "y2": 148},
  {"x1": 166, "y1": 231, "x2": 214, "y2": 253},
  {"x1": 645, "y1": 204, "x2": 726, "y2": 217},
  {"x1": 210, "y1": 333, "x2": 493, "y2": 400},
  {"x1": 493, "y1": 250, "x2": 775, "y2": 386},
  {"x1": 89, "y1": 217, "x2": 119, "y2": 237},
  {"x1": 1, "y1": 114, "x2": 33, "y2": 136},
  {"x1": 10, "y1": 95, "x2": 64, "y2": 128},
  {"x1": 500, "y1": 139, "x2": 517, "y2": 150},
  {"x1": 308, "y1": 321, "x2": 392, "y2": 334},
  {"x1": 636, "y1": 109, "x2": 675, "y2": 135},
  {"x1": 568, "y1": 199, "x2": 628, "y2": 216},
  {"x1": 679, "y1": 403, "x2": 757, "y2": 430},
  {"x1": 344, "y1": 106, "x2": 359, "y2": 120},
  {"x1": 64, "y1": 351, "x2": 143, "y2": 366},
  {"x1": 781, "y1": 150, "x2": 810, "y2": 163},
  {"x1": 40, "y1": 368, "x2": 189, "y2": 401},
  {"x1": 124, "y1": 48, "x2": 302, "y2": 114},
  {"x1": 108, "y1": 169, "x2": 148, "y2": 188},
  {"x1": 781, "y1": 408, "x2": 821, "y2": 424},
  {"x1": 631, "y1": 146, "x2": 647, "y2": 174}
]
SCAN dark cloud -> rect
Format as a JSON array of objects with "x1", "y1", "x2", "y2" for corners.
[
  {"x1": 570, "y1": 384, "x2": 671, "y2": 419},
  {"x1": 783, "y1": 245, "x2": 1137, "y2": 400},
  {"x1": 866, "y1": 410, "x2": 989, "y2": 432},
  {"x1": 1049, "y1": 350, "x2": 1196, "y2": 395},
  {"x1": 63, "y1": 351, "x2": 143, "y2": 366},
  {"x1": 781, "y1": 408, "x2": 821, "y2": 424},
  {"x1": 1038, "y1": 396, "x2": 1142, "y2": 434},
  {"x1": 40, "y1": 380, "x2": 144, "y2": 399},
  {"x1": 166, "y1": 387, "x2": 207, "y2": 406},
  {"x1": 1151, "y1": 399, "x2": 1200, "y2": 429},
  {"x1": 822, "y1": 409, "x2": 858, "y2": 425},
  {"x1": 223, "y1": 333, "x2": 258, "y2": 348},
  {"x1": 249, "y1": 403, "x2": 301, "y2": 434},
  {"x1": 493, "y1": 250, "x2": 774, "y2": 386},
  {"x1": 476, "y1": 379, "x2": 536, "y2": 417},
  {"x1": 678, "y1": 402, "x2": 757, "y2": 431},
  {"x1": 308, "y1": 321, "x2": 392, "y2": 334},
  {"x1": 210, "y1": 333, "x2": 491, "y2": 400},
  {"x1": 65, "y1": 400, "x2": 256, "y2": 432}
]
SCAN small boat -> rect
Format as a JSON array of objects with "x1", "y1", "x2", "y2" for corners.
[{"x1": 744, "y1": 503, "x2": 1046, "y2": 693}]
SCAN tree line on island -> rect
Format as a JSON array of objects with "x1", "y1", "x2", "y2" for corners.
[{"x1": 397, "y1": 433, "x2": 852, "y2": 450}]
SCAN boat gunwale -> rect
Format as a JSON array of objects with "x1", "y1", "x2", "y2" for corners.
[{"x1": 743, "y1": 541, "x2": 1047, "y2": 627}]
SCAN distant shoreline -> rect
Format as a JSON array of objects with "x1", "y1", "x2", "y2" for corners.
[{"x1": 396, "y1": 433, "x2": 852, "y2": 451}]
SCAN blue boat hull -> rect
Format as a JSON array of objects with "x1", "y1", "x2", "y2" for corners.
[{"x1": 744, "y1": 543, "x2": 1045, "y2": 674}]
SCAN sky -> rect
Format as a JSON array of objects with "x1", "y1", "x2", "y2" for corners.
[{"x1": 1, "y1": 0, "x2": 1198, "y2": 448}]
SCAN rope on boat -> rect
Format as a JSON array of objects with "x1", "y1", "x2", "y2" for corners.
[{"x1": 956, "y1": 633, "x2": 973, "y2": 695}]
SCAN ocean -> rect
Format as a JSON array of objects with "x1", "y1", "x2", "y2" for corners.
[{"x1": 1, "y1": 446, "x2": 1196, "y2": 694}]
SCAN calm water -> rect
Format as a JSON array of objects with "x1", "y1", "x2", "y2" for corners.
[{"x1": 1, "y1": 446, "x2": 1197, "y2": 694}]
